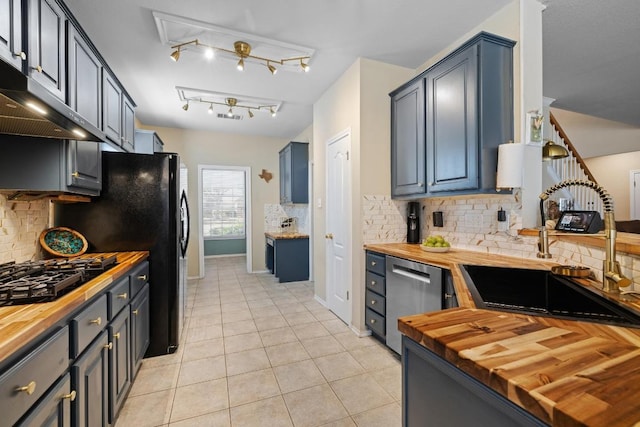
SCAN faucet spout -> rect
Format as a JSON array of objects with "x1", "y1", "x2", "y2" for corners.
[{"x1": 539, "y1": 180, "x2": 633, "y2": 293}]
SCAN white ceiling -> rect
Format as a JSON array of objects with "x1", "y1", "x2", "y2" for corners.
[{"x1": 63, "y1": 0, "x2": 640, "y2": 141}]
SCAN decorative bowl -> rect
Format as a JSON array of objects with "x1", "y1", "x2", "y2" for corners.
[
  {"x1": 39, "y1": 227, "x2": 88, "y2": 257},
  {"x1": 419, "y1": 245, "x2": 451, "y2": 253}
]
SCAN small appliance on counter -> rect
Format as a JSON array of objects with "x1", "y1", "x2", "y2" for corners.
[{"x1": 407, "y1": 202, "x2": 420, "y2": 243}]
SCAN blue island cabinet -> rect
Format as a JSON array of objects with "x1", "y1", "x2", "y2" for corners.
[{"x1": 267, "y1": 236, "x2": 309, "y2": 283}]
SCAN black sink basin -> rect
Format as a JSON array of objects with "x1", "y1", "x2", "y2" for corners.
[{"x1": 461, "y1": 265, "x2": 640, "y2": 327}]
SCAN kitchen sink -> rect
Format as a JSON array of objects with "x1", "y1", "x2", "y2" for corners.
[{"x1": 461, "y1": 265, "x2": 640, "y2": 327}]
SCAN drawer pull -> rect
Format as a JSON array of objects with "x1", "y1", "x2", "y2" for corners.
[
  {"x1": 444, "y1": 293, "x2": 454, "y2": 299},
  {"x1": 133, "y1": 309, "x2": 139, "y2": 315},
  {"x1": 114, "y1": 332, "x2": 121, "y2": 340},
  {"x1": 61, "y1": 390, "x2": 77, "y2": 401},
  {"x1": 371, "y1": 300, "x2": 377, "y2": 305},
  {"x1": 371, "y1": 261, "x2": 376, "y2": 266},
  {"x1": 369, "y1": 319, "x2": 376, "y2": 324},
  {"x1": 117, "y1": 292, "x2": 128, "y2": 299},
  {"x1": 33, "y1": 65, "x2": 43, "y2": 73},
  {"x1": 370, "y1": 280, "x2": 376, "y2": 286},
  {"x1": 71, "y1": 171, "x2": 79, "y2": 178},
  {"x1": 104, "y1": 342, "x2": 113, "y2": 350},
  {"x1": 14, "y1": 51, "x2": 26, "y2": 60},
  {"x1": 89, "y1": 317, "x2": 102, "y2": 326},
  {"x1": 137, "y1": 274, "x2": 148, "y2": 281},
  {"x1": 16, "y1": 381, "x2": 36, "y2": 395}
]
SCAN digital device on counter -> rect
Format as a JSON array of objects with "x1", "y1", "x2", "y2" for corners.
[{"x1": 554, "y1": 210, "x2": 603, "y2": 233}]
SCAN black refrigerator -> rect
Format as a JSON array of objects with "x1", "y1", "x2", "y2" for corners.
[{"x1": 56, "y1": 152, "x2": 190, "y2": 357}]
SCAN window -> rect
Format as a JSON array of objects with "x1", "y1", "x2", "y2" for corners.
[{"x1": 201, "y1": 168, "x2": 246, "y2": 239}]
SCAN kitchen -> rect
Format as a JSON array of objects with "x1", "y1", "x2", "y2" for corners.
[{"x1": 2, "y1": 0, "x2": 640, "y2": 426}]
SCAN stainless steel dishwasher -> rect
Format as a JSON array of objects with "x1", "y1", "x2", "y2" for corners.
[{"x1": 386, "y1": 255, "x2": 443, "y2": 354}]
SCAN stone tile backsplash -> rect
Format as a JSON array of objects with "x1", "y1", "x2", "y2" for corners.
[
  {"x1": 264, "y1": 204, "x2": 309, "y2": 234},
  {"x1": 362, "y1": 192, "x2": 640, "y2": 291},
  {"x1": 0, "y1": 196, "x2": 49, "y2": 263}
]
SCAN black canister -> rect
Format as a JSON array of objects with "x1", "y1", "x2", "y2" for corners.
[{"x1": 407, "y1": 202, "x2": 420, "y2": 243}]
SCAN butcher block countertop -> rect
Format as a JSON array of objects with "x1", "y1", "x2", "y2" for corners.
[
  {"x1": 399, "y1": 308, "x2": 640, "y2": 427},
  {"x1": 265, "y1": 231, "x2": 309, "y2": 239},
  {"x1": 0, "y1": 251, "x2": 148, "y2": 365}
]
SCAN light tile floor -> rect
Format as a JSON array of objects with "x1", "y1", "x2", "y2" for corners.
[{"x1": 115, "y1": 256, "x2": 401, "y2": 427}]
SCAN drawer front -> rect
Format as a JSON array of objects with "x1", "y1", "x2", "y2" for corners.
[
  {"x1": 365, "y1": 308, "x2": 385, "y2": 338},
  {"x1": 108, "y1": 276, "x2": 130, "y2": 320},
  {"x1": 0, "y1": 326, "x2": 70, "y2": 427},
  {"x1": 72, "y1": 294, "x2": 108, "y2": 358},
  {"x1": 365, "y1": 289, "x2": 386, "y2": 316},
  {"x1": 16, "y1": 373, "x2": 72, "y2": 427},
  {"x1": 366, "y1": 252, "x2": 385, "y2": 276},
  {"x1": 366, "y1": 270, "x2": 386, "y2": 296},
  {"x1": 129, "y1": 261, "x2": 149, "y2": 298}
]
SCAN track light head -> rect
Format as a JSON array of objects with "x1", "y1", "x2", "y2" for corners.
[
  {"x1": 248, "y1": 109, "x2": 254, "y2": 118},
  {"x1": 237, "y1": 58, "x2": 244, "y2": 71},
  {"x1": 270, "y1": 107, "x2": 276, "y2": 117},
  {"x1": 182, "y1": 101, "x2": 189, "y2": 111},
  {"x1": 208, "y1": 104, "x2": 214, "y2": 114},
  {"x1": 204, "y1": 47, "x2": 215, "y2": 60},
  {"x1": 300, "y1": 59, "x2": 310, "y2": 72},
  {"x1": 170, "y1": 48, "x2": 181, "y2": 62},
  {"x1": 267, "y1": 62, "x2": 277, "y2": 75}
]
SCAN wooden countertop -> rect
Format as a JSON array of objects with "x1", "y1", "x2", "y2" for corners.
[
  {"x1": 399, "y1": 308, "x2": 640, "y2": 427},
  {"x1": 265, "y1": 231, "x2": 309, "y2": 240},
  {"x1": 0, "y1": 251, "x2": 148, "y2": 365}
]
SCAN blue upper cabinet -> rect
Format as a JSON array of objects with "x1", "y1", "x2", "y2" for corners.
[
  {"x1": 0, "y1": 0, "x2": 24, "y2": 70},
  {"x1": 390, "y1": 32, "x2": 515, "y2": 199},
  {"x1": 279, "y1": 141, "x2": 309, "y2": 204}
]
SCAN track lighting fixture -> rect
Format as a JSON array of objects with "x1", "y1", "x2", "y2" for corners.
[
  {"x1": 267, "y1": 61, "x2": 277, "y2": 75},
  {"x1": 179, "y1": 96, "x2": 277, "y2": 119},
  {"x1": 168, "y1": 39, "x2": 311, "y2": 75},
  {"x1": 170, "y1": 47, "x2": 181, "y2": 62}
]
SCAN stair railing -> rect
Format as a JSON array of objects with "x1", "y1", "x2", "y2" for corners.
[{"x1": 546, "y1": 112, "x2": 604, "y2": 214}]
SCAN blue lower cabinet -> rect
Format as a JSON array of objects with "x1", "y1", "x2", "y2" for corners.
[
  {"x1": 273, "y1": 238, "x2": 309, "y2": 282},
  {"x1": 72, "y1": 331, "x2": 109, "y2": 427},
  {"x1": 16, "y1": 374, "x2": 73, "y2": 427}
]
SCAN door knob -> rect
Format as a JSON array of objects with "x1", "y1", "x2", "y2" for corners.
[{"x1": 325, "y1": 233, "x2": 334, "y2": 239}]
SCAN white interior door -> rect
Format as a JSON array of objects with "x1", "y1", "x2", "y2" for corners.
[{"x1": 326, "y1": 130, "x2": 351, "y2": 324}]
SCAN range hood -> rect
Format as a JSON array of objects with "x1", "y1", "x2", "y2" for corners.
[{"x1": 0, "y1": 60, "x2": 105, "y2": 142}]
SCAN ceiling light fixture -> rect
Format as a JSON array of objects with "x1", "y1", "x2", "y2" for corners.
[
  {"x1": 168, "y1": 39, "x2": 311, "y2": 74},
  {"x1": 181, "y1": 96, "x2": 277, "y2": 119}
]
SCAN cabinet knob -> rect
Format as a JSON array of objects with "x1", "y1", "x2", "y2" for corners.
[
  {"x1": 13, "y1": 51, "x2": 26, "y2": 60},
  {"x1": 16, "y1": 381, "x2": 36, "y2": 395},
  {"x1": 114, "y1": 332, "x2": 121, "y2": 340},
  {"x1": 104, "y1": 342, "x2": 113, "y2": 350},
  {"x1": 71, "y1": 171, "x2": 79, "y2": 178},
  {"x1": 61, "y1": 390, "x2": 77, "y2": 401},
  {"x1": 370, "y1": 261, "x2": 376, "y2": 267},
  {"x1": 428, "y1": 182, "x2": 434, "y2": 186},
  {"x1": 137, "y1": 274, "x2": 148, "y2": 281},
  {"x1": 133, "y1": 309, "x2": 139, "y2": 315},
  {"x1": 417, "y1": 182, "x2": 424, "y2": 187},
  {"x1": 89, "y1": 317, "x2": 102, "y2": 326},
  {"x1": 33, "y1": 65, "x2": 43, "y2": 73},
  {"x1": 369, "y1": 319, "x2": 376, "y2": 324},
  {"x1": 117, "y1": 292, "x2": 128, "y2": 300},
  {"x1": 325, "y1": 233, "x2": 333, "y2": 239},
  {"x1": 444, "y1": 293, "x2": 454, "y2": 299},
  {"x1": 371, "y1": 300, "x2": 376, "y2": 305},
  {"x1": 370, "y1": 280, "x2": 376, "y2": 286}
]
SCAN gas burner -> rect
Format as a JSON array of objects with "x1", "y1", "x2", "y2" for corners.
[{"x1": 0, "y1": 255, "x2": 118, "y2": 306}]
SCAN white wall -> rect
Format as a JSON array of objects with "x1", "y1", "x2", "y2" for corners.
[{"x1": 137, "y1": 125, "x2": 287, "y2": 277}]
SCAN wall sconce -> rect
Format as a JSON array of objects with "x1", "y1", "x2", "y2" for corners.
[
  {"x1": 542, "y1": 140, "x2": 569, "y2": 160},
  {"x1": 496, "y1": 141, "x2": 524, "y2": 189}
]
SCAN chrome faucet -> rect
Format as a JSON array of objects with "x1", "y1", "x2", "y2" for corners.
[{"x1": 537, "y1": 179, "x2": 632, "y2": 293}]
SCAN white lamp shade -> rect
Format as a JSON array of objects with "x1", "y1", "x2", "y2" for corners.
[{"x1": 496, "y1": 143, "x2": 524, "y2": 188}]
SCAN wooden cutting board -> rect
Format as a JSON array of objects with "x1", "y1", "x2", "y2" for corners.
[{"x1": 399, "y1": 308, "x2": 640, "y2": 427}]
